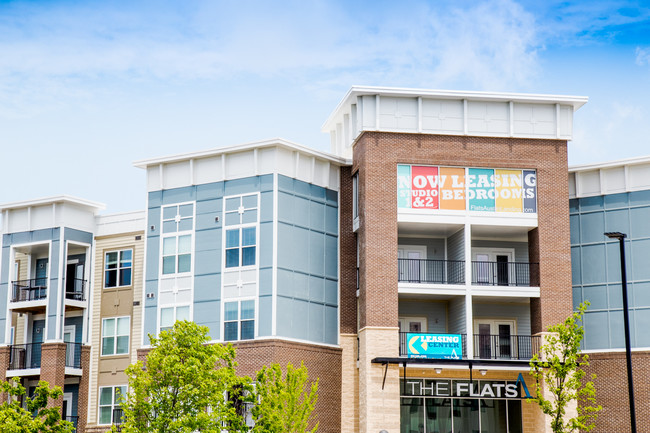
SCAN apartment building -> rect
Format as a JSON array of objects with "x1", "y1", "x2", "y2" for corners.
[
  {"x1": 569, "y1": 157, "x2": 650, "y2": 432},
  {"x1": 3, "y1": 85, "x2": 640, "y2": 433}
]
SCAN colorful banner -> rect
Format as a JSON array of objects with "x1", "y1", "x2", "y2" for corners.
[
  {"x1": 411, "y1": 165, "x2": 439, "y2": 209},
  {"x1": 439, "y1": 167, "x2": 465, "y2": 210},
  {"x1": 468, "y1": 168, "x2": 495, "y2": 212},
  {"x1": 406, "y1": 333, "x2": 462, "y2": 359},
  {"x1": 397, "y1": 165, "x2": 537, "y2": 214},
  {"x1": 495, "y1": 169, "x2": 523, "y2": 212}
]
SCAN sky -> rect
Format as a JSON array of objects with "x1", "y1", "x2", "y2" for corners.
[{"x1": 1, "y1": 0, "x2": 650, "y2": 214}]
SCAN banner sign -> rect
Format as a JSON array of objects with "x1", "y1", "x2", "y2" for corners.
[
  {"x1": 397, "y1": 165, "x2": 537, "y2": 214},
  {"x1": 406, "y1": 333, "x2": 462, "y2": 359},
  {"x1": 401, "y1": 374, "x2": 532, "y2": 399}
]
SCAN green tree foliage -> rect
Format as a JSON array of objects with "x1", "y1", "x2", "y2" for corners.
[
  {"x1": 0, "y1": 378, "x2": 74, "y2": 433},
  {"x1": 117, "y1": 320, "x2": 250, "y2": 433},
  {"x1": 252, "y1": 362, "x2": 319, "y2": 433},
  {"x1": 529, "y1": 302, "x2": 602, "y2": 433}
]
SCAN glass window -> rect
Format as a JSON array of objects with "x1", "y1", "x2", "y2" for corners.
[
  {"x1": 102, "y1": 317, "x2": 130, "y2": 356},
  {"x1": 225, "y1": 228, "x2": 256, "y2": 268},
  {"x1": 160, "y1": 305, "x2": 191, "y2": 333},
  {"x1": 162, "y1": 235, "x2": 192, "y2": 275},
  {"x1": 224, "y1": 300, "x2": 255, "y2": 341},
  {"x1": 224, "y1": 194, "x2": 258, "y2": 226},
  {"x1": 104, "y1": 250, "x2": 133, "y2": 288},
  {"x1": 98, "y1": 385, "x2": 126, "y2": 425},
  {"x1": 162, "y1": 203, "x2": 194, "y2": 234}
]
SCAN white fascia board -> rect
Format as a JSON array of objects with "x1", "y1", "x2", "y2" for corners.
[
  {"x1": 321, "y1": 85, "x2": 588, "y2": 132},
  {"x1": 132, "y1": 138, "x2": 351, "y2": 169},
  {"x1": 0, "y1": 195, "x2": 106, "y2": 213},
  {"x1": 569, "y1": 154, "x2": 650, "y2": 173}
]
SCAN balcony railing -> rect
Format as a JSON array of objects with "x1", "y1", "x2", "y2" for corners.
[
  {"x1": 473, "y1": 334, "x2": 540, "y2": 360},
  {"x1": 399, "y1": 332, "x2": 467, "y2": 358},
  {"x1": 471, "y1": 261, "x2": 539, "y2": 287},
  {"x1": 11, "y1": 279, "x2": 48, "y2": 302},
  {"x1": 113, "y1": 408, "x2": 124, "y2": 432},
  {"x1": 65, "y1": 342, "x2": 82, "y2": 368},
  {"x1": 398, "y1": 259, "x2": 465, "y2": 284},
  {"x1": 397, "y1": 332, "x2": 540, "y2": 360},
  {"x1": 65, "y1": 278, "x2": 86, "y2": 301},
  {"x1": 8, "y1": 343, "x2": 42, "y2": 370},
  {"x1": 64, "y1": 416, "x2": 78, "y2": 431}
]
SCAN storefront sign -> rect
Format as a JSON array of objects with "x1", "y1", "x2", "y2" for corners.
[
  {"x1": 397, "y1": 165, "x2": 537, "y2": 213},
  {"x1": 402, "y1": 374, "x2": 532, "y2": 399},
  {"x1": 406, "y1": 333, "x2": 462, "y2": 359}
]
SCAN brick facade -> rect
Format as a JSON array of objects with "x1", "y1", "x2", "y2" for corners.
[{"x1": 40, "y1": 342, "x2": 67, "y2": 410}]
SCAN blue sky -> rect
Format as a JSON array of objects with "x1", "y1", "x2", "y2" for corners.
[{"x1": 1, "y1": 0, "x2": 649, "y2": 213}]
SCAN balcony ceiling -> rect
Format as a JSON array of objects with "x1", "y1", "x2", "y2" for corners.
[
  {"x1": 471, "y1": 225, "x2": 531, "y2": 242},
  {"x1": 398, "y1": 221, "x2": 463, "y2": 237},
  {"x1": 14, "y1": 244, "x2": 49, "y2": 256}
]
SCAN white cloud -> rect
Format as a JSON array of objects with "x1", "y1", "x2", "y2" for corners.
[{"x1": 636, "y1": 46, "x2": 650, "y2": 66}]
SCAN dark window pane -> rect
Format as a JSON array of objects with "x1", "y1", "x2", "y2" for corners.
[
  {"x1": 426, "y1": 398, "x2": 451, "y2": 433},
  {"x1": 508, "y1": 400, "x2": 523, "y2": 433},
  {"x1": 400, "y1": 398, "x2": 423, "y2": 433},
  {"x1": 105, "y1": 270, "x2": 117, "y2": 288},
  {"x1": 226, "y1": 249, "x2": 239, "y2": 268},
  {"x1": 452, "y1": 398, "x2": 479, "y2": 433},
  {"x1": 102, "y1": 337, "x2": 114, "y2": 356},
  {"x1": 481, "y1": 399, "x2": 508, "y2": 433},
  {"x1": 119, "y1": 269, "x2": 132, "y2": 286},
  {"x1": 242, "y1": 247, "x2": 255, "y2": 266},
  {"x1": 242, "y1": 227, "x2": 256, "y2": 246},
  {"x1": 162, "y1": 256, "x2": 176, "y2": 274},
  {"x1": 241, "y1": 320, "x2": 254, "y2": 340},
  {"x1": 177, "y1": 254, "x2": 191, "y2": 273},
  {"x1": 226, "y1": 230, "x2": 240, "y2": 248},
  {"x1": 224, "y1": 322, "x2": 238, "y2": 341}
]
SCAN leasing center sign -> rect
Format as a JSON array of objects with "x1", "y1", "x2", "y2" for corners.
[{"x1": 397, "y1": 165, "x2": 537, "y2": 213}]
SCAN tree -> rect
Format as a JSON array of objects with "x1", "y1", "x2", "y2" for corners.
[
  {"x1": 117, "y1": 320, "x2": 250, "y2": 433},
  {"x1": 529, "y1": 301, "x2": 602, "y2": 433},
  {"x1": 252, "y1": 361, "x2": 319, "y2": 433},
  {"x1": 0, "y1": 378, "x2": 74, "y2": 433}
]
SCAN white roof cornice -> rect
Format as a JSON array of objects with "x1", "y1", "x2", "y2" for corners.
[
  {"x1": 0, "y1": 195, "x2": 106, "y2": 212},
  {"x1": 569, "y1": 155, "x2": 650, "y2": 172},
  {"x1": 133, "y1": 138, "x2": 350, "y2": 168}
]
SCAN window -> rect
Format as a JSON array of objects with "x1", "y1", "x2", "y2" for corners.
[
  {"x1": 102, "y1": 317, "x2": 130, "y2": 356},
  {"x1": 353, "y1": 172, "x2": 359, "y2": 219},
  {"x1": 162, "y1": 235, "x2": 192, "y2": 274},
  {"x1": 224, "y1": 194, "x2": 258, "y2": 226},
  {"x1": 225, "y1": 227, "x2": 256, "y2": 268},
  {"x1": 98, "y1": 385, "x2": 126, "y2": 425},
  {"x1": 104, "y1": 250, "x2": 133, "y2": 288},
  {"x1": 224, "y1": 300, "x2": 255, "y2": 341},
  {"x1": 160, "y1": 305, "x2": 190, "y2": 333},
  {"x1": 161, "y1": 203, "x2": 194, "y2": 275}
]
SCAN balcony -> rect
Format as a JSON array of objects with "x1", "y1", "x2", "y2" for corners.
[
  {"x1": 64, "y1": 416, "x2": 78, "y2": 431},
  {"x1": 66, "y1": 342, "x2": 82, "y2": 369},
  {"x1": 473, "y1": 334, "x2": 540, "y2": 360},
  {"x1": 65, "y1": 278, "x2": 86, "y2": 301},
  {"x1": 398, "y1": 332, "x2": 540, "y2": 361},
  {"x1": 8, "y1": 343, "x2": 42, "y2": 370},
  {"x1": 398, "y1": 259, "x2": 465, "y2": 284},
  {"x1": 471, "y1": 261, "x2": 538, "y2": 287},
  {"x1": 11, "y1": 279, "x2": 48, "y2": 302}
]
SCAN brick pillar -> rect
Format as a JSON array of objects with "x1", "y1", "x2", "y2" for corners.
[
  {"x1": 40, "y1": 342, "x2": 67, "y2": 409},
  {"x1": 0, "y1": 346, "x2": 10, "y2": 403},
  {"x1": 76, "y1": 345, "x2": 91, "y2": 433}
]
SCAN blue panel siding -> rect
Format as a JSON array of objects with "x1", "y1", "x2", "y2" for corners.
[
  {"x1": 259, "y1": 268, "x2": 272, "y2": 296},
  {"x1": 145, "y1": 175, "x2": 274, "y2": 340},
  {"x1": 47, "y1": 235, "x2": 61, "y2": 341},
  {"x1": 64, "y1": 228, "x2": 93, "y2": 244},
  {"x1": 258, "y1": 295, "x2": 272, "y2": 337},
  {"x1": 571, "y1": 191, "x2": 650, "y2": 349},
  {"x1": 64, "y1": 316, "x2": 84, "y2": 343},
  {"x1": 275, "y1": 175, "x2": 338, "y2": 344},
  {"x1": 193, "y1": 300, "x2": 220, "y2": 340},
  {"x1": 144, "y1": 280, "x2": 158, "y2": 308},
  {"x1": 144, "y1": 305, "x2": 157, "y2": 345},
  {"x1": 63, "y1": 383, "x2": 79, "y2": 417}
]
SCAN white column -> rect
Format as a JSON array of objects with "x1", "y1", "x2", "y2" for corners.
[{"x1": 464, "y1": 223, "x2": 474, "y2": 358}]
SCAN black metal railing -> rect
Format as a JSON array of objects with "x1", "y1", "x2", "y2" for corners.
[
  {"x1": 8, "y1": 343, "x2": 42, "y2": 370},
  {"x1": 398, "y1": 259, "x2": 465, "y2": 284},
  {"x1": 472, "y1": 334, "x2": 540, "y2": 360},
  {"x1": 471, "y1": 261, "x2": 539, "y2": 287},
  {"x1": 64, "y1": 416, "x2": 78, "y2": 431},
  {"x1": 113, "y1": 408, "x2": 124, "y2": 431},
  {"x1": 399, "y1": 332, "x2": 467, "y2": 358},
  {"x1": 65, "y1": 278, "x2": 86, "y2": 301},
  {"x1": 11, "y1": 279, "x2": 48, "y2": 302},
  {"x1": 65, "y1": 342, "x2": 82, "y2": 368}
]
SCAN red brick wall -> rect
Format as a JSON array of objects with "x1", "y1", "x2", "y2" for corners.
[
  {"x1": 138, "y1": 339, "x2": 342, "y2": 433},
  {"x1": 339, "y1": 165, "x2": 358, "y2": 334},
  {"x1": 77, "y1": 345, "x2": 91, "y2": 433},
  {"x1": 353, "y1": 132, "x2": 573, "y2": 331},
  {"x1": 0, "y1": 346, "x2": 9, "y2": 403},
  {"x1": 583, "y1": 351, "x2": 650, "y2": 433},
  {"x1": 40, "y1": 342, "x2": 67, "y2": 409}
]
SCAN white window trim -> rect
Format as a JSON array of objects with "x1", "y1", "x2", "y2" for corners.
[
  {"x1": 104, "y1": 249, "x2": 134, "y2": 289},
  {"x1": 98, "y1": 385, "x2": 127, "y2": 425},
  {"x1": 159, "y1": 202, "x2": 195, "y2": 277},
  {"x1": 101, "y1": 316, "x2": 131, "y2": 357},
  {"x1": 222, "y1": 193, "x2": 260, "y2": 270},
  {"x1": 158, "y1": 303, "x2": 192, "y2": 334}
]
